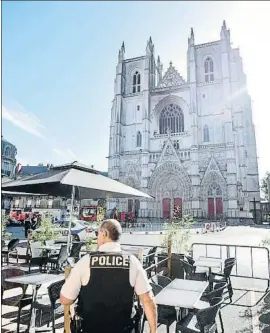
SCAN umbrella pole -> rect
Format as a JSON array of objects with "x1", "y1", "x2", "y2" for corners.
[{"x1": 67, "y1": 185, "x2": 75, "y2": 255}]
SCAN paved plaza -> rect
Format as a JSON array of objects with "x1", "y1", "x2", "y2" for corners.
[{"x1": 2, "y1": 226, "x2": 270, "y2": 332}]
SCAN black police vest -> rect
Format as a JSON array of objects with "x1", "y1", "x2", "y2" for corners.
[{"x1": 78, "y1": 251, "x2": 134, "y2": 333}]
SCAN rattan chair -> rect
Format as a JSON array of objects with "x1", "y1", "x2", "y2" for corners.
[
  {"x1": 1, "y1": 266, "x2": 33, "y2": 333},
  {"x1": 194, "y1": 282, "x2": 227, "y2": 333},
  {"x1": 35, "y1": 279, "x2": 65, "y2": 333},
  {"x1": 28, "y1": 243, "x2": 48, "y2": 273},
  {"x1": 264, "y1": 292, "x2": 270, "y2": 305},
  {"x1": 2, "y1": 238, "x2": 20, "y2": 264},
  {"x1": 176, "y1": 297, "x2": 223, "y2": 333},
  {"x1": 143, "y1": 247, "x2": 157, "y2": 278},
  {"x1": 209, "y1": 261, "x2": 235, "y2": 301},
  {"x1": 46, "y1": 245, "x2": 68, "y2": 273},
  {"x1": 69, "y1": 242, "x2": 83, "y2": 263},
  {"x1": 151, "y1": 275, "x2": 172, "y2": 288},
  {"x1": 259, "y1": 311, "x2": 270, "y2": 326},
  {"x1": 185, "y1": 255, "x2": 195, "y2": 266},
  {"x1": 185, "y1": 255, "x2": 208, "y2": 275},
  {"x1": 141, "y1": 283, "x2": 176, "y2": 333},
  {"x1": 180, "y1": 259, "x2": 208, "y2": 281}
]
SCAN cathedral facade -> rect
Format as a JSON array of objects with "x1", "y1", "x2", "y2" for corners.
[{"x1": 107, "y1": 22, "x2": 260, "y2": 220}]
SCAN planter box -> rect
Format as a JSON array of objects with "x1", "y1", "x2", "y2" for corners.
[
  {"x1": 171, "y1": 253, "x2": 185, "y2": 279},
  {"x1": 157, "y1": 252, "x2": 185, "y2": 279}
]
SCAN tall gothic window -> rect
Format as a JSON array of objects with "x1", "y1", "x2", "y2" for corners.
[
  {"x1": 5, "y1": 146, "x2": 11, "y2": 157},
  {"x1": 204, "y1": 57, "x2": 214, "y2": 82},
  {"x1": 136, "y1": 131, "x2": 142, "y2": 147},
  {"x1": 132, "y1": 71, "x2": 141, "y2": 93},
  {"x1": 208, "y1": 183, "x2": 222, "y2": 197},
  {"x1": 159, "y1": 104, "x2": 184, "y2": 135},
  {"x1": 203, "y1": 125, "x2": 210, "y2": 142}
]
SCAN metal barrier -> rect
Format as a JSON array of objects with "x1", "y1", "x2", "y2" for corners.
[
  {"x1": 191, "y1": 242, "x2": 270, "y2": 307},
  {"x1": 121, "y1": 221, "x2": 226, "y2": 233},
  {"x1": 121, "y1": 243, "x2": 170, "y2": 276}
]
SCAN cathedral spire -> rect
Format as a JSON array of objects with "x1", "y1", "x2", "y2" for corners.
[
  {"x1": 146, "y1": 36, "x2": 154, "y2": 55},
  {"x1": 188, "y1": 27, "x2": 195, "y2": 46},
  {"x1": 118, "y1": 41, "x2": 125, "y2": 62},
  {"x1": 191, "y1": 27, "x2": 194, "y2": 39},
  {"x1": 121, "y1": 41, "x2": 125, "y2": 53},
  {"x1": 156, "y1": 55, "x2": 163, "y2": 85},
  {"x1": 220, "y1": 20, "x2": 229, "y2": 40}
]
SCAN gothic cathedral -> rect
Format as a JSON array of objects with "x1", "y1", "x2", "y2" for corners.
[{"x1": 107, "y1": 21, "x2": 260, "y2": 221}]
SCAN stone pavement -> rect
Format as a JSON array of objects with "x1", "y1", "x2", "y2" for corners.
[
  {"x1": 2, "y1": 289, "x2": 269, "y2": 333},
  {"x1": 2, "y1": 226, "x2": 270, "y2": 332}
]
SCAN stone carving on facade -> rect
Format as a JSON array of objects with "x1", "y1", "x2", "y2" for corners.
[
  {"x1": 200, "y1": 156, "x2": 227, "y2": 200},
  {"x1": 204, "y1": 156, "x2": 224, "y2": 180},
  {"x1": 157, "y1": 137, "x2": 181, "y2": 167},
  {"x1": 150, "y1": 94, "x2": 189, "y2": 120},
  {"x1": 200, "y1": 171, "x2": 227, "y2": 200},
  {"x1": 123, "y1": 176, "x2": 140, "y2": 190},
  {"x1": 125, "y1": 160, "x2": 140, "y2": 178},
  {"x1": 148, "y1": 161, "x2": 192, "y2": 200},
  {"x1": 158, "y1": 62, "x2": 185, "y2": 88},
  {"x1": 208, "y1": 183, "x2": 222, "y2": 196},
  {"x1": 182, "y1": 160, "x2": 192, "y2": 171}
]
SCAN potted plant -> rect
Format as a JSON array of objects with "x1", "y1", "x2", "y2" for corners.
[{"x1": 161, "y1": 206, "x2": 194, "y2": 279}]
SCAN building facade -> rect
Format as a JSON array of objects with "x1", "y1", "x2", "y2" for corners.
[
  {"x1": 1, "y1": 136, "x2": 17, "y2": 178},
  {"x1": 107, "y1": 22, "x2": 260, "y2": 220}
]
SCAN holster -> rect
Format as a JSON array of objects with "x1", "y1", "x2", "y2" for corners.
[{"x1": 70, "y1": 307, "x2": 82, "y2": 333}]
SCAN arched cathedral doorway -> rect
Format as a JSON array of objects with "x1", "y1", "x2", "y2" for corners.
[
  {"x1": 148, "y1": 162, "x2": 191, "y2": 219},
  {"x1": 207, "y1": 183, "x2": 223, "y2": 219}
]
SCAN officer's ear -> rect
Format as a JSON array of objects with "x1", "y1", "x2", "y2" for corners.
[{"x1": 100, "y1": 228, "x2": 108, "y2": 238}]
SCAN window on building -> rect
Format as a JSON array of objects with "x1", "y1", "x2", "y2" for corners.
[
  {"x1": 159, "y1": 104, "x2": 184, "y2": 135},
  {"x1": 137, "y1": 105, "x2": 140, "y2": 111},
  {"x1": 208, "y1": 183, "x2": 222, "y2": 196},
  {"x1": 136, "y1": 131, "x2": 142, "y2": 147},
  {"x1": 132, "y1": 71, "x2": 141, "y2": 93},
  {"x1": 203, "y1": 125, "x2": 210, "y2": 142},
  {"x1": 5, "y1": 146, "x2": 11, "y2": 157},
  {"x1": 204, "y1": 57, "x2": 214, "y2": 82}
]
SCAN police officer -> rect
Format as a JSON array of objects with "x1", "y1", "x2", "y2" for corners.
[{"x1": 60, "y1": 219, "x2": 157, "y2": 333}]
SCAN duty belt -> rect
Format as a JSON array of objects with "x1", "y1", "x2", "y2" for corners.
[{"x1": 70, "y1": 304, "x2": 143, "y2": 333}]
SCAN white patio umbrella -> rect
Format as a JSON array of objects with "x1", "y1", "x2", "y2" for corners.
[{"x1": 2, "y1": 162, "x2": 152, "y2": 251}]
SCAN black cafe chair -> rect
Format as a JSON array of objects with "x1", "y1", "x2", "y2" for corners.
[
  {"x1": 2, "y1": 238, "x2": 20, "y2": 264},
  {"x1": 176, "y1": 297, "x2": 223, "y2": 333},
  {"x1": 2, "y1": 267, "x2": 33, "y2": 333},
  {"x1": 35, "y1": 279, "x2": 65, "y2": 333},
  {"x1": 151, "y1": 275, "x2": 172, "y2": 288},
  {"x1": 141, "y1": 283, "x2": 176, "y2": 333},
  {"x1": 180, "y1": 260, "x2": 208, "y2": 281}
]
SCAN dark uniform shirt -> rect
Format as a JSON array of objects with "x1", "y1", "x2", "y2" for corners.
[{"x1": 61, "y1": 242, "x2": 151, "y2": 333}]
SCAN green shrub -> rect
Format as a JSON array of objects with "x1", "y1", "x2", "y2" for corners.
[{"x1": 30, "y1": 218, "x2": 63, "y2": 242}]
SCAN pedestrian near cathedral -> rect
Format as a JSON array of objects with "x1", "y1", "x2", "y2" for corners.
[{"x1": 60, "y1": 219, "x2": 157, "y2": 333}]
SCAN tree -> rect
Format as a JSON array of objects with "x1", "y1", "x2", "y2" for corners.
[
  {"x1": 162, "y1": 206, "x2": 194, "y2": 254},
  {"x1": 261, "y1": 172, "x2": 270, "y2": 201}
]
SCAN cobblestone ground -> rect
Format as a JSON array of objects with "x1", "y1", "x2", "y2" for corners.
[{"x1": 2, "y1": 227, "x2": 270, "y2": 332}]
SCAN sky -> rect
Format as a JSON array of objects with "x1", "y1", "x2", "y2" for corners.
[{"x1": 2, "y1": 1, "x2": 270, "y2": 177}]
